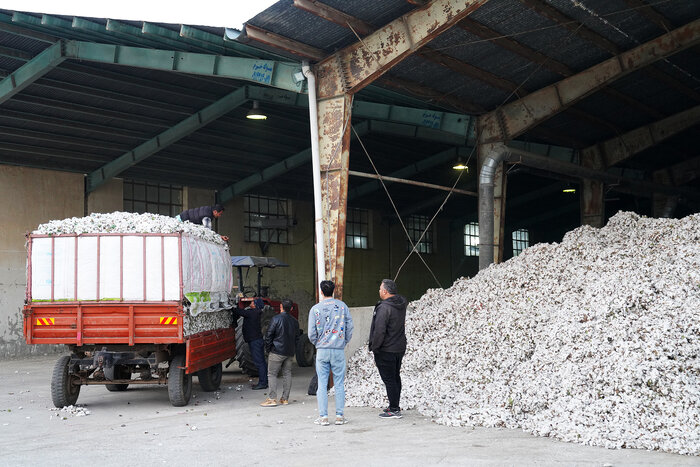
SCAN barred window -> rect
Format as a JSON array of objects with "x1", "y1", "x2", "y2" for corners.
[
  {"x1": 464, "y1": 222, "x2": 479, "y2": 256},
  {"x1": 123, "y1": 179, "x2": 182, "y2": 216},
  {"x1": 244, "y1": 195, "x2": 290, "y2": 244},
  {"x1": 346, "y1": 208, "x2": 369, "y2": 249},
  {"x1": 406, "y1": 215, "x2": 433, "y2": 254},
  {"x1": 512, "y1": 228, "x2": 529, "y2": 256}
]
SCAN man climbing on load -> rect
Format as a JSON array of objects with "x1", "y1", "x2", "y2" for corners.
[{"x1": 177, "y1": 204, "x2": 228, "y2": 242}]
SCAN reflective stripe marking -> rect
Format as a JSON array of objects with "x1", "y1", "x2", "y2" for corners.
[
  {"x1": 36, "y1": 318, "x2": 55, "y2": 326},
  {"x1": 159, "y1": 317, "x2": 177, "y2": 325}
]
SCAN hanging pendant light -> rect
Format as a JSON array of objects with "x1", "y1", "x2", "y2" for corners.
[
  {"x1": 452, "y1": 157, "x2": 468, "y2": 171},
  {"x1": 246, "y1": 100, "x2": 267, "y2": 120}
]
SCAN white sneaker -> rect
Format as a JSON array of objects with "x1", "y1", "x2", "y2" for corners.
[
  {"x1": 314, "y1": 417, "x2": 330, "y2": 426},
  {"x1": 335, "y1": 415, "x2": 348, "y2": 425}
]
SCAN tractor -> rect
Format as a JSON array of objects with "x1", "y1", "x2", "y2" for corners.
[{"x1": 229, "y1": 256, "x2": 315, "y2": 375}]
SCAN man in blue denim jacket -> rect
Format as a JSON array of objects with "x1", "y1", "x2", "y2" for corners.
[{"x1": 307, "y1": 280, "x2": 354, "y2": 426}]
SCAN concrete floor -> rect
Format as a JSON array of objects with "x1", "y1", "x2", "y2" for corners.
[{"x1": 0, "y1": 355, "x2": 696, "y2": 467}]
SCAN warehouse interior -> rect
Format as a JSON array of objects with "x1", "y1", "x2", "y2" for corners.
[{"x1": 0, "y1": 0, "x2": 698, "y2": 357}]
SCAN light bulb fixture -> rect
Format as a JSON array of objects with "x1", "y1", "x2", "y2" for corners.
[
  {"x1": 452, "y1": 157, "x2": 468, "y2": 171},
  {"x1": 246, "y1": 100, "x2": 267, "y2": 120},
  {"x1": 562, "y1": 185, "x2": 576, "y2": 193}
]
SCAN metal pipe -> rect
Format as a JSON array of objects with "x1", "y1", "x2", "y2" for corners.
[
  {"x1": 302, "y1": 61, "x2": 326, "y2": 292},
  {"x1": 478, "y1": 143, "x2": 508, "y2": 271},
  {"x1": 349, "y1": 170, "x2": 477, "y2": 196}
]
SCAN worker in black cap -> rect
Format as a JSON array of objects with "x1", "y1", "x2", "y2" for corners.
[{"x1": 177, "y1": 204, "x2": 228, "y2": 242}]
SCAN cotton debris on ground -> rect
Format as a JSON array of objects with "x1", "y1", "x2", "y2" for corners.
[
  {"x1": 345, "y1": 211, "x2": 700, "y2": 456},
  {"x1": 33, "y1": 211, "x2": 227, "y2": 246}
]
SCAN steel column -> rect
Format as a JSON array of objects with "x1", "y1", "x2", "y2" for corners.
[
  {"x1": 318, "y1": 95, "x2": 353, "y2": 298},
  {"x1": 580, "y1": 150, "x2": 605, "y2": 228}
]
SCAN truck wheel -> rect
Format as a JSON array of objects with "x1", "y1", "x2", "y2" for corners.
[
  {"x1": 236, "y1": 318, "x2": 257, "y2": 376},
  {"x1": 167, "y1": 354, "x2": 191, "y2": 407},
  {"x1": 105, "y1": 365, "x2": 130, "y2": 392},
  {"x1": 296, "y1": 333, "x2": 316, "y2": 367},
  {"x1": 51, "y1": 355, "x2": 80, "y2": 407},
  {"x1": 196, "y1": 362, "x2": 222, "y2": 391}
]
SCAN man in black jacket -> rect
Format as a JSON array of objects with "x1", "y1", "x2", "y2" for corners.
[
  {"x1": 260, "y1": 299, "x2": 299, "y2": 407},
  {"x1": 369, "y1": 279, "x2": 407, "y2": 419},
  {"x1": 236, "y1": 297, "x2": 268, "y2": 390},
  {"x1": 177, "y1": 204, "x2": 228, "y2": 242}
]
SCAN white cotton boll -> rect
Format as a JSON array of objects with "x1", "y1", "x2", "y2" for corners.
[{"x1": 345, "y1": 211, "x2": 700, "y2": 456}]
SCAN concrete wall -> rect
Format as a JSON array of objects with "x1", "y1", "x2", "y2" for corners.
[
  {"x1": 345, "y1": 306, "x2": 373, "y2": 359},
  {"x1": 0, "y1": 166, "x2": 84, "y2": 358},
  {"x1": 87, "y1": 178, "x2": 123, "y2": 214}
]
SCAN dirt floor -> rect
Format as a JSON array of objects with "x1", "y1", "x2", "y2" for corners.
[{"x1": 0, "y1": 354, "x2": 696, "y2": 466}]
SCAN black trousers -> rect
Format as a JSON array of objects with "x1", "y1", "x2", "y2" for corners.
[{"x1": 373, "y1": 350, "x2": 405, "y2": 411}]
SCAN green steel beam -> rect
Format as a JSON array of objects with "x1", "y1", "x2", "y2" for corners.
[
  {"x1": 0, "y1": 41, "x2": 65, "y2": 105},
  {"x1": 218, "y1": 121, "x2": 371, "y2": 203},
  {"x1": 86, "y1": 86, "x2": 249, "y2": 193},
  {"x1": 63, "y1": 40, "x2": 304, "y2": 93},
  {"x1": 349, "y1": 146, "x2": 472, "y2": 200}
]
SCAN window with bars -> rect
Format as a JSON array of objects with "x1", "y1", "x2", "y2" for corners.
[
  {"x1": 346, "y1": 208, "x2": 369, "y2": 249},
  {"x1": 512, "y1": 228, "x2": 530, "y2": 256},
  {"x1": 244, "y1": 195, "x2": 290, "y2": 244},
  {"x1": 406, "y1": 215, "x2": 433, "y2": 254},
  {"x1": 123, "y1": 179, "x2": 183, "y2": 216},
  {"x1": 464, "y1": 222, "x2": 479, "y2": 256}
]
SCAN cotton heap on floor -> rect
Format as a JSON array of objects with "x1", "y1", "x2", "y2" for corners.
[{"x1": 346, "y1": 211, "x2": 700, "y2": 456}]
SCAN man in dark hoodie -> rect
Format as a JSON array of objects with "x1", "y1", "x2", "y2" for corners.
[
  {"x1": 368, "y1": 279, "x2": 408, "y2": 419},
  {"x1": 177, "y1": 204, "x2": 228, "y2": 242}
]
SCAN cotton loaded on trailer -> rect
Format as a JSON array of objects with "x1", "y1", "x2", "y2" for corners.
[{"x1": 23, "y1": 214, "x2": 236, "y2": 407}]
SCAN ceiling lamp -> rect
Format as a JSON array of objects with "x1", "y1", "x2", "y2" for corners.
[
  {"x1": 452, "y1": 157, "x2": 468, "y2": 171},
  {"x1": 246, "y1": 100, "x2": 267, "y2": 120},
  {"x1": 562, "y1": 185, "x2": 576, "y2": 193}
]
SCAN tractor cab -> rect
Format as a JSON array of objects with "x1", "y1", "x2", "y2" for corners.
[{"x1": 231, "y1": 255, "x2": 298, "y2": 319}]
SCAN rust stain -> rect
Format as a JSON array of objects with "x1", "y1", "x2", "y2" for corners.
[
  {"x1": 426, "y1": 20, "x2": 440, "y2": 34},
  {"x1": 321, "y1": 108, "x2": 343, "y2": 136}
]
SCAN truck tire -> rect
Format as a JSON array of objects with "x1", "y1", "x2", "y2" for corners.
[
  {"x1": 296, "y1": 333, "x2": 316, "y2": 367},
  {"x1": 196, "y1": 362, "x2": 222, "y2": 391},
  {"x1": 235, "y1": 319, "x2": 257, "y2": 376},
  {"x1": 167, "y1": 354, "x2": 191, "y2": 407},
  {"x1": 105, "y1": 365, "x2": 130, "y2": 392},
  {"x1": 51, "y1": 355, "x2": 80, "y2": 408}
]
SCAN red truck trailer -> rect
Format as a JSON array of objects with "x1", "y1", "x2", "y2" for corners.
[{"x1": 23, "y1": 231, "x2": 235, "y2": 407}]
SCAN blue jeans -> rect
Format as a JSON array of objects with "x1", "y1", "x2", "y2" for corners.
[
  {"x1": 249, "y1": 338, "x2": 268, "y2": 385},
  {"x1": 315, "y1": 348, "x2": 346, "y2": 417}
]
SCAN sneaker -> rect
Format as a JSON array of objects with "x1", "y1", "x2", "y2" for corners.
[
  {"x1": 335, "y1": 415, "x2": 348, "y2": 425},
  {"x1": 279, "y1": 399, "x2": 289, "y2": 405},
  {"x1": 251, "y1": 383, "x2": 268, "y2": 390},
  {"x1": 314, "y1": 417, "x2": 330, "y2": 426},
  {"x1": 379, "y1": 410, "x2": 402, "y2": 419},
  {"x1": 260, "y1": 398, "x2": 277, "y2": 407}
]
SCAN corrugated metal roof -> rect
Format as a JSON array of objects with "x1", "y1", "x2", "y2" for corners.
[{"x1": 0, "y1": 0, "x2": 697, "y2": 222}]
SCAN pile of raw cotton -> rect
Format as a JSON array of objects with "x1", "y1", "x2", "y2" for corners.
[
  {"x1": 33, "y1": 211, "x2": 227, "y2": 246},
  {"x1": 346, "y1": 211, "x2": 700, "y2": 456}
]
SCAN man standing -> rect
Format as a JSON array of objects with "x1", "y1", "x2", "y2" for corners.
[
  {"x1": 260, "y1": 299, "x2": 299, "y2": 407},
  {"x1": 307, "y1": 280, "x2": 354, "y2": 426},
  {"x1": 177, "y1": 204, "x2": 228, "y2": 242},
  {"x1": 369, "y1": 279, "x2": 407, "y2": 419},
  {"x1": 236, "y1": 297, "x2": 268, "y2": 390}
]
